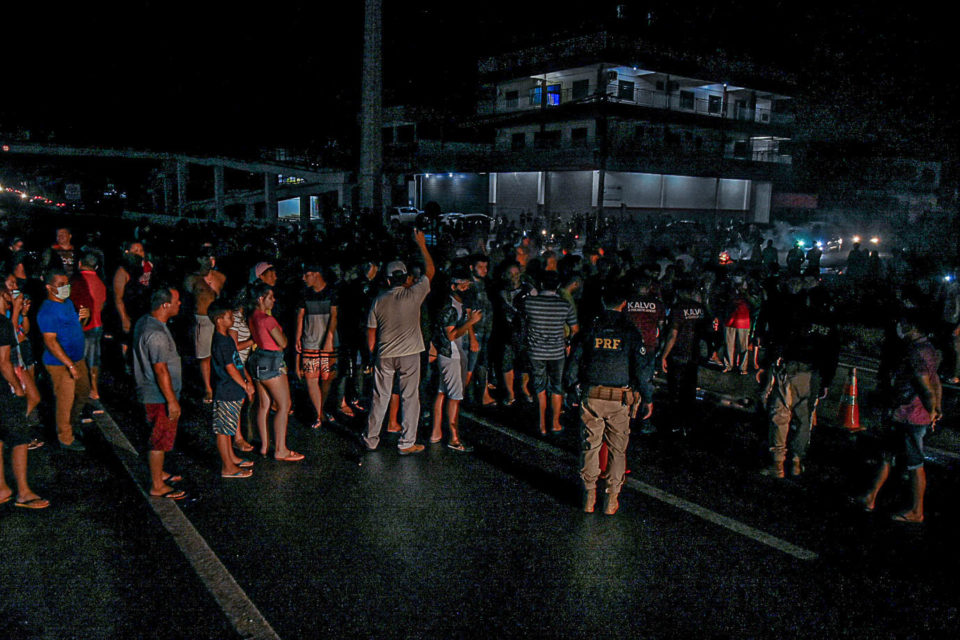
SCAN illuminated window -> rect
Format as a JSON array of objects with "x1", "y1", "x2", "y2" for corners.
[{"x1": 530, "y1": 84, "x2": 562, "y2": 106}]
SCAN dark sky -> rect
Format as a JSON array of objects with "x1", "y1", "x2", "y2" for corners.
[{"x1": 1, "y1": 1, "x2": 954, "y2": 156}]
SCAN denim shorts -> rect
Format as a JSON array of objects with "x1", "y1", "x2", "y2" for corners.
[
  {"x1": 882, "y1": 420, "x2": 929, "y2": 470},
  {"x1": 249, "y1": 349, "x2": 286, "y2": 381},
  {"x1": 83, "y1": 327, "x2": 104, "y2": 369}
]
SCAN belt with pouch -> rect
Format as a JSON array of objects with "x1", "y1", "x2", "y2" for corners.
[{"x1": 585, "y1": 385, "x2": 632, "y2": 402}]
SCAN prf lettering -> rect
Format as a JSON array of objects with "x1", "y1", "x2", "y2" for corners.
[{"x1": 594, "y1": 337, "x2": 622, "y2": 350}]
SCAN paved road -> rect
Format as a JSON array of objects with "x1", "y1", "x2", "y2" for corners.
[{"x1": 3, "y1": 363, "x2": 959, "y2": 638}]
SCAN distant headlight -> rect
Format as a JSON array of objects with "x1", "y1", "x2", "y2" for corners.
[{"x1": 870, "y1": 237, "x2": 880, "y2": 244}]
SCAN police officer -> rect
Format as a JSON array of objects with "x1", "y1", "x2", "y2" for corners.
[
  {"x1": 566, "y1": 283, "x2": 648, "y2": 515},
  {"x1": 660, "y1": 281, "x2": 707, "y2": 436},
  {"x1": 759, "y1": 277, "x2": 840, "y2": 477}
]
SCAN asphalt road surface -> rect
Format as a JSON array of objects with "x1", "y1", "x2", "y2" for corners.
[{"x1": 2, "y1": 362, "x2": 959, "y2": 639}]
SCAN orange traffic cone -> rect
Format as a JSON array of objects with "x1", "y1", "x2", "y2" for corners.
[{"x1": 836, "y1": 367, "x2": 863, "y2": 432}]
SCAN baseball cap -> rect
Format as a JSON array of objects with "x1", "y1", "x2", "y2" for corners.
[
  {"x1": 254, "y1": 262, "x2": 274, "y2": 278},
  {"x1": 386, "y1": 260, "x2": 407, "y2": 277}
]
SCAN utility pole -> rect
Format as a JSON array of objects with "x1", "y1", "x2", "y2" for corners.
[{"x1": 359, "y1": 0, "x2": 384, "y2": 224}]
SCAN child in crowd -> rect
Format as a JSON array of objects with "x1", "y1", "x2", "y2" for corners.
[{"x1": 209, "y1": 301, "x2": 256, "y2": 479}]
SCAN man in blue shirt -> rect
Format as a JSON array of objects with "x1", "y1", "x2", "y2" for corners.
[{"x1": 37, "y1": 270, "x2": 90, "y2": 451}]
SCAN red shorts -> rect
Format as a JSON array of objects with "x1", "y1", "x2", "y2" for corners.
[{"x1": 145, "y1": 403, "x2": 178, "y2": 452}]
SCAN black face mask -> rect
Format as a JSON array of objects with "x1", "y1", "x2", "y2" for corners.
[{"x1": 460, "y1": 288, "x2": 478, "y2": 307}]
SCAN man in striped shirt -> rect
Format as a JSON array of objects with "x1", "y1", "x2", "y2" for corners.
[{"x1": 523, "y1": 271, "x2": 579, "y2": 434}]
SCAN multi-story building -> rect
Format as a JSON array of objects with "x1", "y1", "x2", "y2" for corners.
[{"x1": 409, "y1": 31, "x2": 798, "y2": 226}]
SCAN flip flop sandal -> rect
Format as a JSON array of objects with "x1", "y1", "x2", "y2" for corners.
[
  {"x1": 14, "y1": 497, "x2": 50, "y2": 510},
  {"x1": 447, "y1": 442, "x2": 474, "y2": 453},
  {"x1": 237, "y1": 459, "x2": 255, "y2": 468},
  {"x1": 222, "y1": 468, "x2": 253, "y2": 479},
  {"x1": 310, "y1": 419, "x2": 324, "y2": 430},
  {"x1": 151, "y1": 488, "x2": 187, "y2": 500},
  {"x1": 163, "y1": 474, "x2": 184, "y2": 484},
  {"x1": 0, "y1": 495, "x2": 12, "y2": 505},
  {"x1": 274, "y1": 451, "x2": 305, "y2": 462},
  {"x1": 429, "y1": 436, "x2": 443, "y2": 444}
]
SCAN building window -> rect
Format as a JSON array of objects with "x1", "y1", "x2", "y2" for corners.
[
  {"x1": 530, "y1": 84, "x2": 562, "y2": 106},
  {"x1": 571, "y1": 127, "x2": 589, "y2": 146},
  {"x1": 617, "y1": 80, "x2": 635, "y2": 100},
  {"x1": 511, "y1": 133, "x2": 526, "y2": 150},
  {"x1": 534, "y1": 130, "x2": 561, "y2": 149},
  {"x1": 679, "y1": 91, "x2": 695, "y2": 110},
  {"x1": 656, "y1": 80, "x2": 679, "y2": 92},
  {"x1": 505, "y1": 90, "x2": 519, "y2": 108},
  {"x1": 733, "y1": 140, "x2": 748, "y2": 158},
  {"x1": 548, "y1": 84, "x2": 561, "y2": 105},
  {"x1": 572, "y1": 79, "x2": 590, "y2": 100},
  {"x1": 397, "y1": 125, "x2": 415, "y2": 143},
  {"x1": 708, "y1": 95, "x2": 723, "y2": 114}
]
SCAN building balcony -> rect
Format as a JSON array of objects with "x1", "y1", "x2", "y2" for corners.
[{"x1": 478, "y1": 85, "x2": 795, "y2": 127}]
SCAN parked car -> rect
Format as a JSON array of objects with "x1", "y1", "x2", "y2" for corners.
[{"x1": 389, "y1": 206, "x2": 422, "y2": 224}]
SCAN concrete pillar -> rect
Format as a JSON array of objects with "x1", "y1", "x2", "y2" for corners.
[
  {"x1": 162, "y1": 160, "x2": 174, "y2": 215},
  {"x1": 214, "y1": 165, "x2": 225, "y2": 220},
  {"x1": 264, "y1": 174, "x2": 278, "y2": 221},
  {"x1": 752, "y1": 181, "x2": 772, "y2": 224},
  {"x1": 359, "y1": 0, "x2": 384, "y2": 222},
  {"x1": 300, "y1": 195, "x2": 312, "y2": 224},
  {"x1": 176, "y1": 159, "x2": 189, "y2": 218},
  {"x1": 488, "y1": 172, "x2": 498, "y2": 218}
]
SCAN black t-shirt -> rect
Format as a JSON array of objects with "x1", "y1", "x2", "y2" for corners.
[
  {"x1": 667, "y1": 298, "x2": 705, "y2": 362},
  {"x1": 211, "y1": 332, "x2": 246, "y2": 402},
  {"x1": 0, "y1": 316, "x2": 18, "y2": 400}
]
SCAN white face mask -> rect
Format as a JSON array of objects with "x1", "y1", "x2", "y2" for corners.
[{"x1": 56, "y1": 284, "x2": 71, "y2": 300}]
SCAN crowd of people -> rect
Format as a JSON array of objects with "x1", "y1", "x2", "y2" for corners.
[{"x1": 0, "y1": 210, "x2": 954, "y2": 520}]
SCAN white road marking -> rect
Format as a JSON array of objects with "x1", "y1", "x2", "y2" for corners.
[
  {"x1": 926, "y1": 446, "x2": 960, "y2": 461},
  {"x1": 463, "y1": 411, "x2": 819, "y2": 562},
  {"x1": 94, "y1": 411, "x2": 281, "y2": 640}
]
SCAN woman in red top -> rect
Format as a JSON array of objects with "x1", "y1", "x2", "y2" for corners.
[
  {"x1": 723, "y1": 281, "x2": 752, "y2": 375},
  {"x1": 245, "y1": 282, "x2": 303, "y2": 462}
]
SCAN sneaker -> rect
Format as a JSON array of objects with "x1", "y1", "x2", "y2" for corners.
[
  {"x1": 60, "y1": 440, "x2": 86, "y2": 452},
  {"x1": 398, "y1": 444, "x2": 425, "y2": 456},
  {"x1": 759, "y1": 463, "x2": 784, "y2": 478}
]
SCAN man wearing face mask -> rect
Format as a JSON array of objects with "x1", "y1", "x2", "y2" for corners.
[
  {"x1": 37, "y1": 270, "x2": 91, "y2": 451},
  {"x1": 429, "y1": 267, "x2": 482, "y2": 451}
]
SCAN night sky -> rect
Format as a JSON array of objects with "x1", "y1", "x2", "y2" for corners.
[{"x1": 1, "y1": 1, "x2": 954, "y2": 158}]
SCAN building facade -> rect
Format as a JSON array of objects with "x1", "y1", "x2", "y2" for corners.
[{"x1": 405, "y1": 31, "x2": 797, "y2": 226}]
